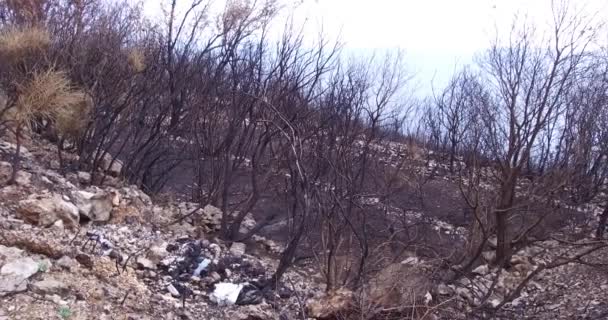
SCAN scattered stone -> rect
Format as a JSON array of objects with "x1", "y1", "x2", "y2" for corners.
[
  {"x1": 0, "y1": 245, "x2": 24, "y2": 264},
  {"x1": 472, "y1": 264, "x2": 490, "y2": 276},
  {"x1": 75, "y1": 253, "x2": 94, "y2": 269},
  {"x1": 167, "y1": 284, "x2": 180, "y2": 297},
  {"x1": 0, "y1": 274, "x2": 29, "y2": 296},
  {"x1": 1, "y1": 257, "x2": 39, "y2": 278},
  {"x1": 437, "y1": 283, "x2": 453, "y2": 295},
  {"x1": 401, "y1": 256, "x2": 420, "y2": 265},
  {"x1": 56, "y1": 256, "x2": 78, "y2": 271},
  {"x1": 0, "y1": 162, "x2": 31, "y2": 185},
  {"x1": 77, "y1": 171, "x2": 91, "y2": 184},
  {"x1": 0, "y1": 257, "x2": 39, "y2": 296},
  {"x1": 136, "y1": 257, "x2": 156, "y2": 270},
  {"x1": 147, "y1": 242, "x2": 169, "y2": 264}
]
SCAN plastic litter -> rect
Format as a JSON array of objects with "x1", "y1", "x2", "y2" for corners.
[
  {"x1": 210, "y1": 282, "x2": 244, "y2": 306},
  {"x1": 192, "y1": 258, "x2": 211, "y2": 276}
]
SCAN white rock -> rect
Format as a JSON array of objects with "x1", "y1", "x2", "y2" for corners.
[
  {"x1": 472, "y1": 264, "x2": 490, "y2": 276},
  {"x1": 1, "y1": 257, "x2": 40, "y2": 278},
  {"x1": 0, "y1": 274, "x2": 29, "y2": 296},
  {"x1": 77, "y1": 171, "x2": 91, "y2": 184},
  {"x1": 0, "y1": 257, "x2": 39, "y2": 296},
  {"x1": 424, "y1": 291, "x2": 432, "y2": 304},
  {"x1": 400, "y1": 256, "x2": 420, "y2": 265},
  {"x1": 136, "y1": 257, "x2": 156, "y2": 270},
  {"x1": 71, "y1": 190, "x2": 113, "y2": 222},
  {"x1": 0, "y1": 245, "x2": 24, "y2": 263},
  {"x1": 167, "y1": 284, "x2": 180, "y2": 297}
]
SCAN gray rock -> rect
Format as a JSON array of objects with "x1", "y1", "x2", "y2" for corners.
[
  {"x1": 29, "y1": 277, "x2": 69, "y2": 295},
  {"x1": 437, "y1": 283, "x2": 453, "y2": 295},
  {"x1": 230, "y1": 242, "x2": 247, "y2": 257},
  {"x1": 56, "y1": 256, "x2": 78, "y2": 271},
  {"x1": 0, "y1": 257, "x2": 39, "y2": 296},
  {"x1": 101, "y1": 153, "x2": 123, "y2": 176},
  {"x1": 1, "y1": 257, "x2": 39, "y2": 278},
  {"x1": 77, "y1": 171, "x2": 91, "y2": 184},
  {"x1": 147, "y1": 242, "x2": 169, "y2": 264},
  {"x1": 136, "y1": 257, "x2": 156, "y2": 270},
  {"x1": 0, "y1": 274, "x2": 29, "y2": 296},
  {"x1": 0, "y1": 162, "x2": 32, "y2": 185},
  {"x1": 0, "y1": 245, "x2": 24, "y2": 264},
  {"x1": 472, "y1": 264, "x2": 490, "y2": 276}
]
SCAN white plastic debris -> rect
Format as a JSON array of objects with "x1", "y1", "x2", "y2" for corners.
[
  {"x1": 192, "y1": 258, "x2": 211, "y2": 276},
  {"x1": 424, "y1": 291, "x2": 432, "y2": 304},
  {"x1": 210, "y1": 282, "x2": 244, "y2": 306}
]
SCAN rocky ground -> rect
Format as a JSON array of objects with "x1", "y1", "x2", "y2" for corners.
[{"x1": 0, "y1": 137, "x2": 607, "y2": 320}]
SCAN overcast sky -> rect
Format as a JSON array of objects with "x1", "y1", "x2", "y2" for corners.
[{"x1": 141, "y1": 0, "x2": 608, "y2": 96}]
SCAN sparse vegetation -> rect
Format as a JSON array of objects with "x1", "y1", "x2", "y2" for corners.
[{"x1": 0, "y1": 0, "x2": 607, "y2": 319}]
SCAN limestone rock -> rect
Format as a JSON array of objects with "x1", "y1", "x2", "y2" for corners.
[
  {"x1": 0, "y1": 257, "x2": 39, "y2": 296},
  {"x1": 17, "y1": 194, "x2": 80, "y2": 227},
  {"x1": 0, "y1": 274, "x2": 29, "y2": 296},
  {"x1": 0, "y1": 245, "x2": 24, "y2": 265},
  {"x1": 1, "y1": 257, "x2": 39, "y2": 278},
  {"x1": 201, "y1": 204, "x2": 222, "y2": 230},
  {"x1": 230, "y1": 242, "x2": 247, "y2": 257},
  {"x1": 77, "y1": 171, "x2": 91, "y2": 184},
  {"x1": 472, "y1": 264, "x2": 490, "y2": 276},
  {"x1": 147, "y1": 242, "x2": 169, "y2": 264},
  {"x1": 136, "y1": 257, "x2": 156, "y2": 270},
  {"x1": 71, "y1": 190, "x2": 113, "y2": 222}
]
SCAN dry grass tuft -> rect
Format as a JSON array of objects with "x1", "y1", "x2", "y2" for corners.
[
  {"x1": 0, "y1": 26, "x2": 50, "y2": 61},
  {"x1": 127, "y1": 48, "x2": 146, "y2": 73},
  {"x1": 10, "y1": 69, "x2": 86, "y2": 127}
]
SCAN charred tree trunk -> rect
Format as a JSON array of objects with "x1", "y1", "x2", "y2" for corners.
[
  {"x1": 8, "y1": 125, "x2": 22, "y2": 185},
  {"x1": 596, "y1": 203, "x2": 608, "y2": 239},
  {"x1": 495, "y1": 173, "x2": 516, "y2": 267}
]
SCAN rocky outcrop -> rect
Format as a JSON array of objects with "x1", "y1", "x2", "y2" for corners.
[
  {"x1": 17, "y1": 193, "x2": 80, "y2": 228},
  {"x1": 70, "y1": 189, "x2": 116, "y2": 222}
]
